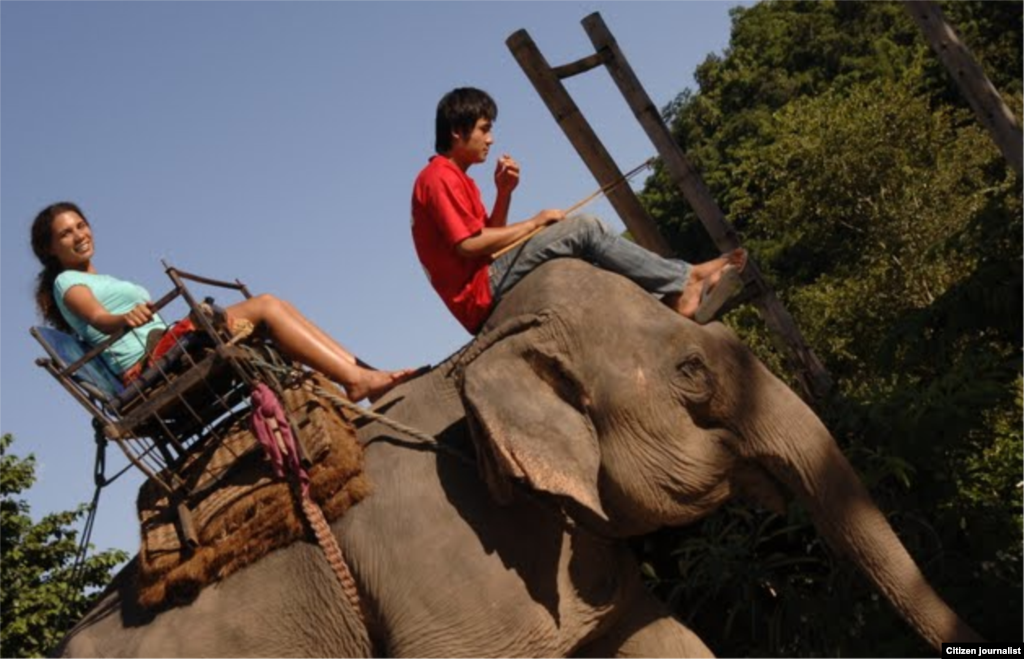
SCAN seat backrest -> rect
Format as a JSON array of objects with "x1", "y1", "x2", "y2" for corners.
[{"x1": 31, "y1": 326, "x2": 125, "y2": 403}]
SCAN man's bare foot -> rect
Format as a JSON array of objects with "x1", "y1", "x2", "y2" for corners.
[
  {"x1": 666, "y1": 248, "x2": 747, "y2": 319},
  {"x1": 667, "y1": 276, "x2": 707, "y2": 318},
  {"x1": 687, "y1": 248, "x2": 747, "y2": 280},
  {"x1": 345, "y1": 368, "x2": 418, "y2": 403}
]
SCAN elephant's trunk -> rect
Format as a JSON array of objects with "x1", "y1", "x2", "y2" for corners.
[{"x1": 739, "y1": 389, "x2": 983, "y2": 649}]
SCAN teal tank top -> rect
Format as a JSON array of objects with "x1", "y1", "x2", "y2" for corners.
[{"x1": 54, "y1": 271, "x2": 169, "y2": 374}]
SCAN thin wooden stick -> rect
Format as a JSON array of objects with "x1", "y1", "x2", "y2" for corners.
[{"x1": 491, "y1": 158, "x2": 654, "y2": 261}]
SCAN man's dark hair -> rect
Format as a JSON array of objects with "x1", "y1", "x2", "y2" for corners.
[{"x1": 435, "y1": 87, "x2": 497, "y2": 154}]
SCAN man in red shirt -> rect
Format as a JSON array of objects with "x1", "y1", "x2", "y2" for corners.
[{"x1": 411, "y1": 87, "x2": 745, "y2": 334}]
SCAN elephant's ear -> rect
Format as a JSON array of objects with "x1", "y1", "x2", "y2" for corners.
[{"x1": 462, "y1": 336, "x2": 607, "y2": 522}]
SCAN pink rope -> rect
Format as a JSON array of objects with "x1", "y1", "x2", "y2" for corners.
[{"x1": 250, "y1": 383, "x2": 309, "y2": 497}]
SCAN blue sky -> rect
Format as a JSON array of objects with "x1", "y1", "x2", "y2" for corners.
[{"x1": 2, "y1": 2, "x2": 745, "y2": 558}]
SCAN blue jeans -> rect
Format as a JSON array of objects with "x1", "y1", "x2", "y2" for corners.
[{"x1": 489, "y1": 214, "x2": 691, "y2": 304}]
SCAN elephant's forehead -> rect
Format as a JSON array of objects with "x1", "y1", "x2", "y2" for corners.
[{"x1": 586, "y1": 358, "x2": 657, "y2": 396}]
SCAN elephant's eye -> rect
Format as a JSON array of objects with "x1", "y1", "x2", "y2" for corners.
[
  {"x1": 675, "y1": 352, "x2": 708, "y2": 378},
  {"x1": 673, "y1": 351, "x2": 714, "y2": 405},
  {"x1": 676, "y1": 354, "x2": 704, "y2": 376}
]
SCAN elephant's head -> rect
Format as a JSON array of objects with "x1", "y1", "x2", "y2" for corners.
[{"x1": 460, "y1": 259, "x2": 979, "y2": 649}]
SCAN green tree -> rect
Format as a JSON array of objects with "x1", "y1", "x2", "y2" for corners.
[
  {"x1": 636, "y1": 1, "x2": 1021, "y2": 655},
  {"x1": 1, "y1": 434, "x2": 128, "y2": 658}
]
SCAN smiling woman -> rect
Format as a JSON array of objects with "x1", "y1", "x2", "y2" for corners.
[
  {"x1": 32, "y1": 202, "x2": 169, "y2": 373},
  {"x1": 29, "y1": 202, "x2": 416, "y2": 403}
]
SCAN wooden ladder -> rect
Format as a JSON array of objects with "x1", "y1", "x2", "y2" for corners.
[{"x1": 506, "y1": 12, "x2": 833, "y2": 402}]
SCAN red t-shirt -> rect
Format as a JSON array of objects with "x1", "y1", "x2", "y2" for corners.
[{"x1": 411, "y1": 156, "x2": 493, "y2": 333}]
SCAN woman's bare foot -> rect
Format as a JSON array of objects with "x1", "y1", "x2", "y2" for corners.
[
  {"x1": 666, "y1": 248, "x2": 747, "y2": 319},
  {"x1": 345, "y1": 367, "x2": 418, "y2": 403}
]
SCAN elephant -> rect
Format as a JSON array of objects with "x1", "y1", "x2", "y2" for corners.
[{"x1": 57, "y1": 259, "x2": 981, "y2": 657}]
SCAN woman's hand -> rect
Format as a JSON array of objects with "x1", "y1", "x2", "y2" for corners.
[
  {"x1": 122, "y1": 303, "x2": 155, "y2": 328},
  {"x1": 64, "y1": 285, "x2": 153, "y2": 334}
]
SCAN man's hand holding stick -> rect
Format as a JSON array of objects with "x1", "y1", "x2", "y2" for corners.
[{"x1": 490, "y1": 158, "x2": 655, "y2": 261}]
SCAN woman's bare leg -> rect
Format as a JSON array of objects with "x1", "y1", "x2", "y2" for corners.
[
  {"x1": 225, "y1": 294, "x2": 411, "y2": 402},
  {"x1": 276, "y1": 298, "x2": 359, "y2": 366}
]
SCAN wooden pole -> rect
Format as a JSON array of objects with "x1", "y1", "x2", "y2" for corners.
[
  {"x1": 580, "y1": 12, "x2": 833, "y2": 401},
  {"x1": 506, "y1": 29, "x2": 673, "y2": 257},
  {"x1": 904, "y1": 0, "x2": 1022, "y2": 176}
]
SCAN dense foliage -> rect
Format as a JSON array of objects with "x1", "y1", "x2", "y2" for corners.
[
  {"x1": 1, "y1": 434, "x2": 128, "y2": 658},
  {"x1": 635, "y1": 2, "x2": 1022, "y2": 656}
]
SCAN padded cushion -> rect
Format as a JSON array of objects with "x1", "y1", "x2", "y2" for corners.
[{"x1": 32, "y1": 326, "x2": 125, "y2": 401}]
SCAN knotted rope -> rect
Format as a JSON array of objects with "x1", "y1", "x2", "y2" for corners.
[
  {"x1": 297, "y1": 379, "x2": 474, "y2": 464},
  {"x1": 250, "y1": 383, "x2": 370, "y2": 627},
  {"x1": 245, "y1": 312, "x2": 554, "y2": 466},
  {"x1": 244, "y1": 349, "x2": 471, "y2": 463},
  {"x1": 242, "y1": 309, "x2": 558, "y2": 616}
]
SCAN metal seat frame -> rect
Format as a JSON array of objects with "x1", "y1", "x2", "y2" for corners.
[{"x1": 32, "y1": 261, "x2": 307, "y2": 546}]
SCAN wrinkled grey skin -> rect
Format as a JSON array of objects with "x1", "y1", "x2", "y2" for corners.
[{"x1": 58, "y1": 260, "x2": 980, "y2": 657}]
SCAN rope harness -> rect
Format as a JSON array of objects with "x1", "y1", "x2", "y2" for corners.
[
  {"x1": 65, "y1": 311, "x2": 552, "y2": 643},
  {"x1": 232, "y1": 315, "x2": 556, "y2": 634}
]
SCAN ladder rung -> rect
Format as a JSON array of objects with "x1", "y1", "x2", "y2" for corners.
[{"x1": 552, "y1": 51, "x2": 607, "y2": 79}]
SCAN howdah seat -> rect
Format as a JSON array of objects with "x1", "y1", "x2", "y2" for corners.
[{"x1": 31, "y1": 262, "x2": 307, "y2": 545}]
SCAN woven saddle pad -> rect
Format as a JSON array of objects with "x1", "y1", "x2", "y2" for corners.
[{"x1": 135, "y1": 376, "x2": 370, "y2": 611}]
